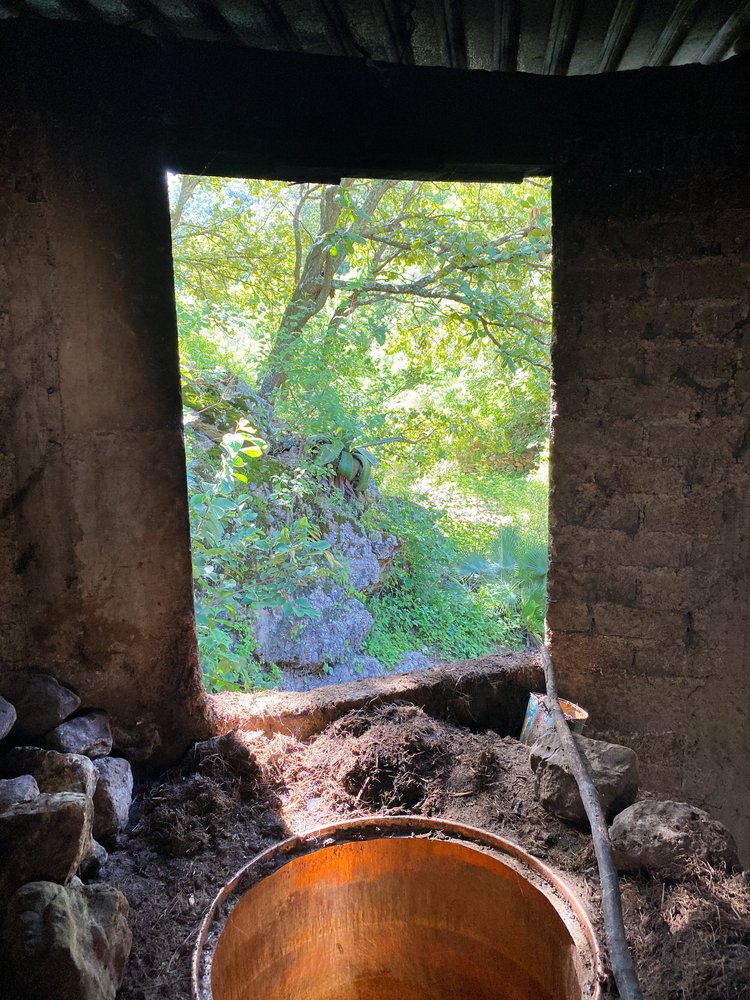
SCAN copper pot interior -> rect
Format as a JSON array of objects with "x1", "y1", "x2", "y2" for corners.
[{"x1": 210, "y1": 835, "x2": 594, "y2": 1000}]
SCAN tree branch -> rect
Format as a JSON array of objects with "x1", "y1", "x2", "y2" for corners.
[{"x1": 170, "y1": 175, "x2": 201, "y2": 232}]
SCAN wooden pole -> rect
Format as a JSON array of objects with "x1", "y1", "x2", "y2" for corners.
[{"x1": 536, "y1": 641, "x2": 643, "y2": 1000}]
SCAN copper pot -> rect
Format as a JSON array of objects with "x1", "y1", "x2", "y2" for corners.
[{"x1": 193, "y1": 816, "x2": 604, "y2": 1000}]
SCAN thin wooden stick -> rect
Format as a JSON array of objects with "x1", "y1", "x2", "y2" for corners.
[{"x1": 536, "y1": 640, "x2": 643, "y2": 1000}]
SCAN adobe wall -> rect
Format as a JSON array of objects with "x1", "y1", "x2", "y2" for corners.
[
  {"x1": 0, "y1": 40, "x2": 209, "y2": 763},
  {"x1": 548, "y1": 131, "x2": 750, "y2": 859},
  {"x1": 3, "y1": 20, "x2": 750, "y2": 797}
]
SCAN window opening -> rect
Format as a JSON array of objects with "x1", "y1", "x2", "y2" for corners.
[{"x1": 169, "y1": 175, "x2": 552, "y2": 694}]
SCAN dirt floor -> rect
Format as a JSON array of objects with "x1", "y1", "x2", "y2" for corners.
[{"x1": 105, "y1": 704, "x2": 750, "y2": 1000}]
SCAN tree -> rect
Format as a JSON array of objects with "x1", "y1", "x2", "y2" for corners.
[
  {"x1": 170, "y1": 174, "x2": 551, "y2": 466},
  {"x1": 170, "y1": 175, "x2": 554, "y2": 690}
]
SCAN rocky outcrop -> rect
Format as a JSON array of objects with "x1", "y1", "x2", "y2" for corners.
[
  {"x1": 0, "y1": 673, "x2": 80, "y2": 739},
  {"x1": 394, "y1": 651, "x2": 433, "y2": 673},
  {"x1": 279, "y1": 650, "x2": 436, "y2": 691},
  {"x1": 92, "y1": 758, "x2": 133, "y2": 840},
  {"x1": 280, "y1": 654, "x2": 384, "y2": 691},
  {"x1": 611, "y1": 799, "x2": 741, "y2": 872},
  {"x1": 324, "y1": 515, "x2": 399, "y2": 592},
  {"x1": 530, "y1": 731, "x2": 639, "y2": 825},
  {"x1": 44, "y1": 711, "x2": 113, "y2": 759},
  {"x1": 255, "y1": 583, "x2": 374, "y2": 670},
  {"x1": 0, "y1": 793, "x2": 93, "y2": 904},
  {"x1": 4, "y1": 880, "x2": 132, "y2": 1000}
]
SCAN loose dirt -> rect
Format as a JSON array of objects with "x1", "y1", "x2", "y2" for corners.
[{"x1": 105, "y1": 705, "x2": 750, "y2": 1000}]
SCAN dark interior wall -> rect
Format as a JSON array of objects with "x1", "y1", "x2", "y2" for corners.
[
  {"x1": 2, "y1": 20, "x2": 750, "y2": 797},
  {"x1": 549, "y1": 131, "x2": 750, "y2": 859},
  {"x1": 0, "y1": 32, "x2": 209, "y2": 762}
]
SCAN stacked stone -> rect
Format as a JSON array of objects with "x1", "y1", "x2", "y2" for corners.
[
  {"x1": 528, "y1": 725, "x2": 740, "y2": 873},
  {"x1": 0, "y1": 672, "x2": 133, "y2": 1000}
]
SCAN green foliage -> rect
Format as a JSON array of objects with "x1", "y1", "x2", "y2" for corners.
[
  {"x1": 171, "y1": 174, "x2": 553, "y2": 688},
  {"x1": 187, "y1": 422, "x2": 345, "y2": 691},
  {"x1": 361, "y1": 491, "x2": 533, "y2": 666},
  {"x1": 170, "y1": 174, "x2": 552, "y2": 477},
  {"x1": 457, "y1": 525, "x2": 548, "y2": 640}
]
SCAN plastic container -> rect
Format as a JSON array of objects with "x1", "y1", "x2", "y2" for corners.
[
  {"x1": 192, "y1": 816, "x2": 603, "y2": 1000},
  {"x1": 519, "y1": 691, "x2": 589, "y2": 746}
]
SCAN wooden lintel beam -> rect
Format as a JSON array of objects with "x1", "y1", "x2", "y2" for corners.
[
  {"x1": 4, "y1": 20, "x2": 750, "y2": 184},
  {"x1": 648, "y1": 0, "x2": 705, "y2": 67},
  {"x1": 542, "y1": 0, "x2": 584, "y2": 76},
  {"x1": 598, "y1": 0, "x2": 643, "y2": 73}
]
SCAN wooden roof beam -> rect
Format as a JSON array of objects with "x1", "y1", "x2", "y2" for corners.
[
  {"x1": 378, "y1": 0, "x2": 416, "y2": 64},
  {"x1": 441, "y1": 0, "x2": 467, "y2": 70},
  {"x1": 648, "y1": 0, "x2": 705, "y2": 66},
  {"x1": 598, "y1": 0, "x2": 643, "y2": 73},
  {"x1": 317, "y1": 0, "x2": 368, "y2": 59},
  {"x1": 493, "y1": 0, "x2": 520, "y2": 73},
  {"x1": 178, "y1": 0, "x2": 249, "y2": 45},
  {"x1": 543, "y1": 0, "x2": 584, "y2": 76},
  {"x1": 701, "y1": 0, "x2": 750, "y2": 61}
]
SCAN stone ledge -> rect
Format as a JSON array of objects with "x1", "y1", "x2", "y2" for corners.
[{"x1": 207, "y1": 650, "x2": 543, "y2": 743}]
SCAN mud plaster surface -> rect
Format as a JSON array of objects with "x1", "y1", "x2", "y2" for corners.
[{"x1": 105, "y1": 706, "x2": 750, "y2": 1000}]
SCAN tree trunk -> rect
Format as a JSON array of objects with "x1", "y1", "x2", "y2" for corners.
[{"x1": 258, "y1": 178, "x2": 398, "y2": 404}]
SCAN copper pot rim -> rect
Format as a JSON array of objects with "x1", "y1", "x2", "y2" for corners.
[{"x1": 192, "y1": 815, "x2": 605, "y2": 1000}]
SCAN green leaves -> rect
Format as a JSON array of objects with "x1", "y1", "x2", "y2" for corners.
[
  {"x1": 173, "y1": 173, "x2": 553, "y2": 689},
  {"x1": 310, "y1": 435, "x2": 392, "y2": 492}
]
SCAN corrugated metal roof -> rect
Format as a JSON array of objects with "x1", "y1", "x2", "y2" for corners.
[{"x1": 1, "y1": 0, "x2": 749, "y2": 72}]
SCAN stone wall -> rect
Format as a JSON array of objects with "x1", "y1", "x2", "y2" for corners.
[{"x1": 548, "y1": 131, "x2": 750, "y2": 860}]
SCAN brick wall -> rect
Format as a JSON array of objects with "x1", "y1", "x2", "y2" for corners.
[{"x1": 549, "y1": 132, "x2": 750, "y2": 860}]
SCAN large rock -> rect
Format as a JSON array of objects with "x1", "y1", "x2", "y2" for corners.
[
  {"x1": 0, "y1": 793, "x2": 93, "y2": 904},
  {"x1": 611, "y1": 799, "x2": 741, "y2": 872},
  {"x1": 255, "y1": 583, "x2": 373, "y2": 670},
  {"x1": 43, "y1": 711, "x2": 113, "y2": 759},
  {"x1": 4, "y1": 880, "x2": 132, "y2": 1000},
  {"x1": 280, "y1": 654, "x2": 384, "y2": 691},
  {"x1": 0, "y1": 695, "x2": 17, "y2": 738},
  {"x1": 324, "y1": 517, "x2": 399, "y2": 592},
  {"x1": 394, "y1": 651, "x2": 433, "y2": 673},
  {"x1": 530, "y1": 731, "x2": 639, "y2": 825},
  {"x1": 92, "y1": 757, "x2": 133, "y2": 840},
  {"x1": 0, "y1": 673, "x2": 80, "y2": 738},
  {"x1": 0, "y1": 775, "x2": 39, "y2": 809},
  {"x1": 1, "y1": 747, "x2": 98, "y2": 796}
]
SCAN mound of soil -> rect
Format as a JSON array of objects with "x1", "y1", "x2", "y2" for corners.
[{"x1": 105, "y1": 705, "x2": 750, "y2": 1000}]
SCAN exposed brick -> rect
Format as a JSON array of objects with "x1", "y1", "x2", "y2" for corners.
[
  {"x1": 631, "y1": 642, "x2": 715, "y2": 678},
  {"x1": 555, "y1": 264, "x2": 647, "y2": 304},
  {"x1": 546, "y1": 598, "x2": 594, "y2": 634},
  {"x1": 651, "y1": 260, "x2": 750, "y2": 301},
  {"x1": 551, "y1": 130, "x2": 750, "y2": 862},
  {"x1": 646, "y1": 423, "x2": 740, "y2": 463}
]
